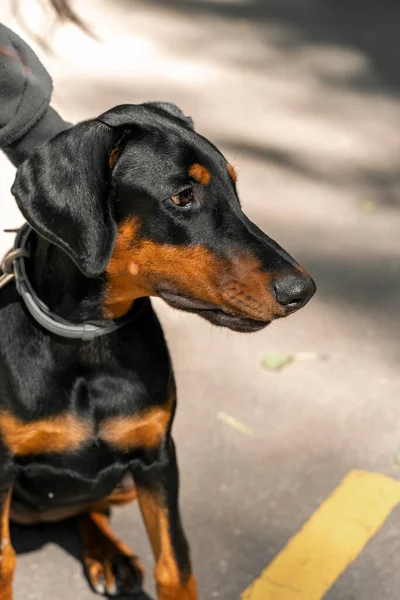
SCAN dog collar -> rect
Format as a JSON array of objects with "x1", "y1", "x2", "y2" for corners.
[{"x1": 0, "y1": 224, "x2": 143, "y2": 341}]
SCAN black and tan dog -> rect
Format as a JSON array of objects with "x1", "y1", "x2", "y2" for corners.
[{"x1": 0, "y1": 103, "x2": 315, "y2": 599}]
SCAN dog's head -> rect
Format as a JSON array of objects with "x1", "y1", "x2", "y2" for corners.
[{"x1": 12, "y1": 103, "x2": 315, "y2": 332}]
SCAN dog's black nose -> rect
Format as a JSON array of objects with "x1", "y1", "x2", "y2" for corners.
[{"x1": 273, "y1": 273, "x2": 316, "y2": 314}]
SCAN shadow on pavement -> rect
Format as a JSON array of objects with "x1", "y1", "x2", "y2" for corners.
[
  {"x1": 11, "y1": 520, "x2": 154, "y2": 600},
  {"x1": 111, "y1": 0, "x2": 400, "y2": 208},
  {"x1": 125, "y1": 0, "x2": 400, "y2": 96}
]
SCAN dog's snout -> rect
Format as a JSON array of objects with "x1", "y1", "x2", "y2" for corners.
[{"x1": 273, "y1": 272, "x2": 316, "y2": 314}]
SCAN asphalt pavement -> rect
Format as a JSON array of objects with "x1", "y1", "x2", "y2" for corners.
[{"x1": 0, "y1": 1, "x2": 400, "y2": 598}]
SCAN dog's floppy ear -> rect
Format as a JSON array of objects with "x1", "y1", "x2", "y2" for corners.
[
  {"x1": 97, "y1": 102, "x2": 194, "y2": 130},
  {"x1": 145, "y1": 102, "x2": 194, "y2": 129},
  {"x1": 11, "y1": 120, "x2": 116, "y2": 278}
]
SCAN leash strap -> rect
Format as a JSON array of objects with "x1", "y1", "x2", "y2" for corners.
[
  {"x1": 0, "y1": 243, "x2": 28, "y2": 291},
  {"x1": 0, "y1": 272, "x2": 14, "y2": 290}
]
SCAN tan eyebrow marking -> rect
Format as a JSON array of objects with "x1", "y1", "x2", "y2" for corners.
[
  {"x1": 227, "y1": 163, "x2": 237, "y2": 182},
  {"x1": 188, "y1": 163, "x2": 211, "y2": 185}
]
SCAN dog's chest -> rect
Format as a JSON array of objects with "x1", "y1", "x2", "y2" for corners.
[
  {"x1": 0, "y1": 401, "x2": 171, "y2": 457},
  {"x1": 1, "y1": 342, "x2": 173, "y2": 458}
]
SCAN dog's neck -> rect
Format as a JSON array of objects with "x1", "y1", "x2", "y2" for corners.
[{"x1": 27, "y1": 232, "x2": 108, "y2": 324}]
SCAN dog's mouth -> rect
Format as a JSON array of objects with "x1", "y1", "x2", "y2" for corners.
[{"x1": 157, "y1": 289, "x2": 269, "y2": 333}]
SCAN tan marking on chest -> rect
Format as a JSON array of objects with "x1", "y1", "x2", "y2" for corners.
[
  {"x1": 0, "y1": 413, "x2": 93, "y2": 456},
  {"x1": 100, "y1": 405, "x2": 171, "y2": 452}
]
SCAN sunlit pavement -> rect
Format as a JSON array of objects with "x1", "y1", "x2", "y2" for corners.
[{"x1": 1, "y1": 1, "x2": 400, "y2": 598}]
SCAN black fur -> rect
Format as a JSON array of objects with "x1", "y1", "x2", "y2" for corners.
[{"x1": 1, "y1": 102, "x2": 315, "y2": 597}]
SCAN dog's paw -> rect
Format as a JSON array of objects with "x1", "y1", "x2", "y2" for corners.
[{"x1": 84, "y1": 545, "x2": 144, "y2": 596}]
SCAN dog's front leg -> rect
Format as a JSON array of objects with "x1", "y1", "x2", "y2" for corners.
[
  {"x1": 134, "y1": 435, "x2": 199, "y2": 600},
  {"x1": 0, "y1": 483, "x2": 15, "y2": 600}
]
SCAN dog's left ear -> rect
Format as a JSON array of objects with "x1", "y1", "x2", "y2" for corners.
[
  {"x1": 12, "y1": 120, "x2": 117, "y2": 278},
  {"x1": 146, "y1": 102, "x2": 194, "y2": 129},
  {"x1": 11, "y1": 103, "x2": 193, "y2": 278}
]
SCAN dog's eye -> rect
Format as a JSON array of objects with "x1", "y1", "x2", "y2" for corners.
[{"x1": 170, "y1": 187, "x2": 194, "y2": 207}]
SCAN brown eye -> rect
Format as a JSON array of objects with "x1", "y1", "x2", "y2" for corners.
[{"x1": 170, "y1": 187, "x2": 194, "y2": 207}]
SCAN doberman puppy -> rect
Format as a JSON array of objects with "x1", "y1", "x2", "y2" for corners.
[{"x1": 0, "y1": 103, "x2": 315, "y2": 599}]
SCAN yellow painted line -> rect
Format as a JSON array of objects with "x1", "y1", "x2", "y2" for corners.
[{"x1": 241, "y1": 470, "x2": 400, "y2": 600}]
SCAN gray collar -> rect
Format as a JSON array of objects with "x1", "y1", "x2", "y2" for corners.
[{"x1": 0, "y1": 224, "x2": 142, "y2": 341}]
